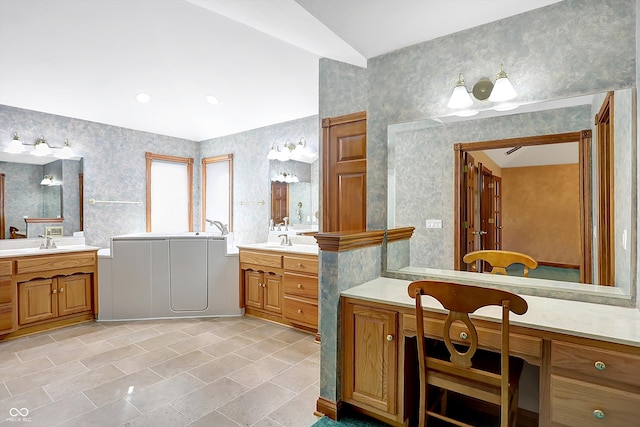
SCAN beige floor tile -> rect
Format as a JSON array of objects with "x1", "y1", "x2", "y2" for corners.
[
  {"x1": 25, "y1": 393, "x2": 96, "y2": 427},
  {"x1": 188, "y1": 353, "x2": 251, "y2": 383},
  {"x1": 126, "y1": 372, "x2": 205, "y2": 414},
  {"x1": 180, "y1": 321, "x2": 227, "y2": 337},
  {"x1": 271, "y1": 339, "x2": 320, "y2": 365},
  {"x1": 210, "y1": 321, "x2": 258, "y2": 339},
  {"x1": 236, "y1": 323, "x2": 289, "y2": 342},
  {"x1": 252, "y1": 417, "x2": 285, "y2": 427},
  {"x1": 188, "y1": 410, "x2": 242, "y2": 427},
  {"x1": 0, "y1": 357, "x2": 54, "y2": 383},
  {"x1": 43, "y1": 363, "x2": 125, "y2": 401},
  {"x1": 0, "y1": 387, "x2": 52, "y2": 413},
  {"x1": 271, "y1": 327, "x2": 312, "y2": 344},
  {"x1": 151, "y1": 318, "x2": 201, "y2": 333},
  {"x1": 114, "y1": 347, "x2": 180, "y2": 375},
  {"x1": 6, "y1": 360, "x2": 88, "y2": 396},
  {"x1": 112, "y1": 319, "x2": 169, "y2": 332},
  {"x1": 106, "y1": 327, "x2": 163, "y2": 347},
  {"x1": 233, "y1": 338, "x2": 289, "y2": 361},
  {"x1": 149, "y1": 350, "x2": 212, "y2": 378},
  {"x1": 58, "y1": 397, "x2": 141, "y2": 427},
  {"x1": 48, "y1": 339, "x2": 116, "y2": 366},
  {"x1": 267, "y1": 384, "x2": 320, "y2": 427},
  {"x1": 0, "y1": 383, "x2": 9, "y2": 400},
  {"x1": 0, "y1": 334, "x2": 55, "y2": 354},
  {"x1": 84, "y1": 368, "x2": 164, "y2": 407},
  {"x1": 217, "y1": 381, "x2": 296, "y2": 426},
  {"x1": 0, "y1": 352, "x2": 19, "y2": 365},
  {"x1": 76, "y1": 324, "x2": 136, "y2": 344},
  {"x1": 170, "y1": 376, "x2": 248, "y2": 420},
  {"x1": 135, "y1": 330, "x2": 191, "y2": 352},
  {"x1": 270, "y1": 359, "x2": 320, "y2": 394},
  {"x1": 124, "y1": 404, "x2": 193, "y2": 427},
  {"x1": 16, "y1": 337, "x2": 85, "y2": 362},
  {"x1": 80, "y1": 344, "x2": 146, "y2": 370},
  {"x1": 167, "y1": 332, "x2": 223, "y2": 354},
  {"x1": 48, "y1": 322, "x2": 108, "y2": 341},
  {"x1": 227, "y1": 356, "x2": 292, "y2": 389},
  {"x1": 200, "y1": 335, "x2": 254, "y2": 358}
]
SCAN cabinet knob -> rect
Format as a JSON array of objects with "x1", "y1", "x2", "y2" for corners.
[
  {"x1": 593, "y1": 409, "x2": 605, "y2": 419},
  {"x1": 460, "y1": 331, "x2": 468, "y2": 340},
  {"x1": 297, "y1": 283, "x2": 302, "y2": 289},
  {"x1": 59, "y1": 287, "x2": 64, "y2": 293},
  {"x1": 297, "y1": 309, "x2": 302, "y2": 314},
  {"x1": 52, "y1": 289, "x2": 57, "y2": 294},
  {"x1": 594, "y1": 360, "x2": 606, "y2": 371},
  {"x1": 386, "y1": 334, "x2": 394, "y2": 342},
  {"x1": 297, "y1": 263, "x2": 303, "y2": 267}
]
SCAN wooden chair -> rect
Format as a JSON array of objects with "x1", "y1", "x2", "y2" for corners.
[
  {"x1": 9, "y1": 226, "x2": 26, "y2": 239},
  {"x1": 407, "y1": 280, "x2": 528, "y2": 427},
  {"x1": 463, "y1": 250, "x2": 538, "y2": 277}
]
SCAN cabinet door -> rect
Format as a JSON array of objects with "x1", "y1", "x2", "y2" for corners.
[
  {"x1": 244, "y1": 270, "x2": 263, "y2": 309},
  {"x1": 343, "y1": 302, "x2": 398, "y2": 415},
  {"x1": 18, "y1": 279, "x2": 57, "y2": 325},
  {"x1": 263, "y1": 273, "x2": 282, "y2": 314},
  {"x1": 58, "y1": 274, "x2": 92, "y2": 317}
]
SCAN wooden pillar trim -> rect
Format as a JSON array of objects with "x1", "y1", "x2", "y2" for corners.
[
  {"x1": 315, "y1": 230, "x2": 385, "y2": 252},
  {"x1": 386, "y1": 226, "x2": 415, "y2": 243},
  {"x1": 315, "y1": 397, "x2": 342, "y2": 420}
]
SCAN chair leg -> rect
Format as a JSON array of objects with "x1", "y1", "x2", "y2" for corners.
[{"x1": 440, "y1": 390, "x2": 448, "y2": 416}]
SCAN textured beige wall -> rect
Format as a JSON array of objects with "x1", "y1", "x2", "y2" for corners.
[{"x1": 502, "y1": 164, "x2": 581, "y2": 266}]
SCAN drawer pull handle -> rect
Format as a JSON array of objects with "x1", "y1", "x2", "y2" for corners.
[
  {"x1": 460, "y1": 332, "x2": 468, "y2": 340},
  {"x1": 386, "y1": 334, "x2": 394, "y2": 342},
  {"x1": 593, "y1": 409, "x2": 605, "y2": 419},
  {"x1": 297, "y1": 309, "x2": 302, "y2": 314},
  {"x1": 297, "y1": 283, "x2": 302, "y2": 289},
  {"x1": 297, "y1": 263, "x2": 303, "y2": 267},
  {"x1": 594, "y1": 360, "x2": 606, "y2": 371}
]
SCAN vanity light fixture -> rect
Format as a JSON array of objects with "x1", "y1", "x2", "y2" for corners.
[
  {"x1": 55, "y1": 139, "x2": 76, "y2": 159},
  {"x1": 40, "y1": 175, "x2": 54, "y2": 186},
  {"x1": 266, "y1": 137, "x2": 317, "y2": 163},
  {"x1": 33, "y1": 136, "x2": 52, "y2": 156},
  {"x1": 272, "y1": 172, "x2": 299, "y2": 183},
  {"x1": 447, "y1": 64, "x2": 517, "y2": 115},
  {"x1": 4, "y1": 133, "x2": 25, "y2": 153}
]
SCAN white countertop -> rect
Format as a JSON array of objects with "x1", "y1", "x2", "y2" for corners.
[
  {"x1": 0, "y1": 244, "x2": 99, "y2": 258},
  {"x1": 342, "y1": 277, "x2": 640, "y2": 348},
  {"x1": 236, "y1": 242, "x2": 319, "y2": 256}
]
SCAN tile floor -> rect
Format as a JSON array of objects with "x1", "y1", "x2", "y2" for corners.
[{"x1": 0, "y1": 316, "x2": 322, "y2": 427}]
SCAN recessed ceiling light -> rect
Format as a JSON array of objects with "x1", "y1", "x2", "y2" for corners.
[
  {"x1": 205, "y1": 94, "x2": 220, "y2": 105},
  {"x1": 136, "y1": 92, "x2": 151, "y2": 103}
]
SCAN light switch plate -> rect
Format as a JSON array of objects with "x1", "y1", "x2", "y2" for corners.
[{"x1": 425, "y1": 219, "x2": 442, "y2": 229}]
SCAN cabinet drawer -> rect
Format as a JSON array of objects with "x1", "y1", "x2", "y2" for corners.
[
  {"x1": 0, "y1": 278, "x2": 11, "y2": 304},
  {"x1": 550, "y1": 374, "x2": 640, "y2": 426},
  {"x1": 0, "y1": 260, "x2": 12, "y2": 276},
  {"x1": 283, "y1": 255, "x2": 318, "y2": 274},
  {"x1": 16, "y1": 252, "x2": 96, "y2": 275},
  {"x1": 403, "y1": 314, "x2": 541, "y2": 360},
  {"x1": 240, "y1": 251, "x2": 282, "y2": 269},
  {"x1": 283, "y1": 272, "x2": 318, "y2": 299},
  {"x1": 0, "y1": 303, "x2": 13, "y2": 332},
  {"x1": 283, "y1": 296, "x2": 318, "y2": 327},
  {"x1": 551, "y1": 340, "x2": 640, "y2": 387}
]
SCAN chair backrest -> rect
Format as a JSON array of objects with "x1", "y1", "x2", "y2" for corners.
[
  {"x1": 408, "y1": 280, "x2": 528, "y2": 426},
  {"x1": 463, "y1": 250, "x2": 538, "y2": 277}
]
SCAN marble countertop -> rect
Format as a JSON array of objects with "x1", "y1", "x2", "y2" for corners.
[
  {"x1": 236, "y1": 242, "x2": 319, "y2": 256},
  {"x1": 342, "y1": 277, "x2": 640, "y2": 348}
]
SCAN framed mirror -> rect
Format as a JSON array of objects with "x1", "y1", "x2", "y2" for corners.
[
  {"x1": 269, "y1": 159, "x2": 319, "y2": 233},
  {"x1": 386, "y1": 88, "x2": 636, "y2": 305}
]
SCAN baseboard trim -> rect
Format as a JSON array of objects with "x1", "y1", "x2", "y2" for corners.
[{"x1": 315, "y1": 397, "x2": 341, "y2": 420}]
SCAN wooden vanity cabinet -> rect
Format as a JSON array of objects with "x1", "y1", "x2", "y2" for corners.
[
  {"x1": 0, "y1": 260, "x2": 15, "y2": 334},
  {"x1": 239, "y1": 248, "x2": 318, "y2": 333},
  {"x1": 18, "y1": 274, "x2": 92, "y2": 325}
]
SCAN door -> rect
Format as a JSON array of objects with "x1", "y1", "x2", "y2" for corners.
[
  {"x1": 263, "y1": 274, "x2": 282, "y2": 314},
  {"x1": 322, "y1": 112, "x2": 367, "y2": 232},
  {"x1": 18, "y1": 278, "x2": 57, "y2": 324},
  {"x1": 58, "y1": 274, "x2": 92, "y2": 316},
  {"x1": 463, "y1": 152, "x2": 477, "y2": 266},
  {"x1": 493, "y1": 176, "x2": 503, "y2": 250},
  {"x1": 479, "y1": 164, "x2": 494, "y2": 251},
  {"x1": 271, "y1": 182, "x2": 288, "y2": 225}
]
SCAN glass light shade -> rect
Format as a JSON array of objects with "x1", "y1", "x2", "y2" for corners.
[
  {"x1": 453, "y1": 109, "x2": 479, "y2": 117},
  {"x1": 493, "y1": 102, "x2": 519, "y2": 111},
  {"x1": 447, "y1": 84, "x2": 473, "y2": 109},
  {"x1": 33, "y1": 139, "x2": 52, "y2": 156},
  {"x1": 40, "y1": 175, "x2": 53, "y2": 186},
  {"x1": 489, "y1": 77, "x2": 517, "y2": 102},
  {"x1": 4, "y1": 134, "x2": 24, "y2": 153},
  {"x1": 267, "y1": 148, "x2": 279, "y2": 160},
  {"x1": 56, "y1": 140, "x2": 75, "y2": 159},
  {"x1": 276, "y1": 149, "x2": 290, "y2": 162}
]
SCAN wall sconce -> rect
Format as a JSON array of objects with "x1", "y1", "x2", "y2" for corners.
[
  {"x1": 3, "y1": 133, "x2": 77, "y2": 159},
  {"x1": 40, "y1": 175, "x2": 54, "y2": 186},
  {"x1": 267, "y1": 137, "x2": 317, "y2": 163},
  {"x1": 447, "y1": 64, "x2": 518, "y2": 116},
  {"x1": 271, "y1": 172, "x2": 299, "y2": 183}
]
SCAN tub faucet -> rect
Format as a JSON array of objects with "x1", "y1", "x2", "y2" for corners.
[
  {"x1": 205, "y1": 219, "x2": 228, "y2": 235},
  {"x1": 278, "y1": 234, "x2": 292, "y2": 246}
]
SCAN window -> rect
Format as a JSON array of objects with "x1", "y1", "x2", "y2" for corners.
[
  {"x1": 146, "y1": 152, "x2": 193, "y2": 232},
  {"x1": 202, "y1": 154, "x2": 233, "y2": 232}
]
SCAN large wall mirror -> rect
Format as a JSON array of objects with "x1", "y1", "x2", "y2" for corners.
[
  {"x1": 386, "y1": 87, "x2": 636, "y2": 306},
  {"x1": 0, "y1": 154, "x2": 83, "y2": 239},
  {"x1": 269, "y1": 159, "x2": 319, "y2": 233}
]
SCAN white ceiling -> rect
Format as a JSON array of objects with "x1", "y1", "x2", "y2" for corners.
[{"x1": 0, "y1": 0, "x2": 562, "y2": 142}]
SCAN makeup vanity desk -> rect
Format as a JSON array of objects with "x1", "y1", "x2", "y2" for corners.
[{"x1": 340, "y1": 277, "x2": 640, "y2": 427}]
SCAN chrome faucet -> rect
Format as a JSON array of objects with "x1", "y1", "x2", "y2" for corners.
[
  {"x1": 278, "y1": 233, "x2": 292, "y2": 246},
  {"x1": 205, "y1": 219, "x2": 229, "y2": 235},
  {"x1": 39, "y1": 235, "x2": 56, "y2": 249}
]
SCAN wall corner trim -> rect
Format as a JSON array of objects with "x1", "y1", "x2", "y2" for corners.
[{"x1": 315, "y1": 229, "x2": 385, "y2": 252}]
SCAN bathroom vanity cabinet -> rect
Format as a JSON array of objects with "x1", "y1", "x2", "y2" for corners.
[
  {"x1": 0, "y1": 249, "x2": 98, "y2": 340},
  {"x1": 239, "y1": 246, "x2": 318, "y2": 333}
]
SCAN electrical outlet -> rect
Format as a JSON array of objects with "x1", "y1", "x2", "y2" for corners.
[{"x1": 425, "y1": 219, "x2": 442, "y2": 229}]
